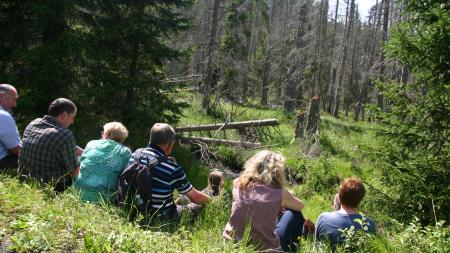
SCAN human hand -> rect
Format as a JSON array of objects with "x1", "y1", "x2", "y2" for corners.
[{"x1": 76, "y1": 146, "x2": 84, "y2": 156}]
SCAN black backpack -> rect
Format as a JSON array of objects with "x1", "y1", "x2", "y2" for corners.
[{"x1": 116, "y1": 148, "x2": 166, "y2": 221}]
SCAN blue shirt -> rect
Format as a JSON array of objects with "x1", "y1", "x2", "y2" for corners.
[
  {"x1": 315, "y1": 211, "x2": 376, "y2": 249},
  {"x1": 130, "y1": 144, "x2": 193, "y2": 216},
  {"x1": 0, "y1": 105, "x2": 21, "y2": 159}
]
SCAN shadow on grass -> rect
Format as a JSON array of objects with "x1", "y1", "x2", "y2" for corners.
[
  {"x1": 320, "y1": 133, "x2": 352, "y2": 160},
  {"x1": 321, "y1": 117, "x2": 364, "y2": 135}
]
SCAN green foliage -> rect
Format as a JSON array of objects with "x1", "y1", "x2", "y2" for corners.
[
  {"x1": 375, "y1": 0, "x2": 450, "y2": 223},
  {"x1": 303, "y1": 158, "x2": 341, "y2": 196},
  {"x1": 172, "y1": 144, "x2": 209, "y2": 189},
  {"x1": 337, "y1": 217, "x2": 377, "y2": 253},
  {"x1": 390, "y1": 218, "x2": 450, "y2": 253},
  {"x1": 214, "y1": 145, "x2": 245, "y2": 170},
  {"x1": 0, "y1": 0, "x2": 191, "y2": 148}
]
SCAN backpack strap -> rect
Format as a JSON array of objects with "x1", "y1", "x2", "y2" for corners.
[{"x1": 133, "y1": 147, "x2": 168, "y2": 168}]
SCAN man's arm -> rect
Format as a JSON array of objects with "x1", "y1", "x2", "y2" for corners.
[
  {"x1": 185, "y1": 188, "x2": 211, "y2": 205},
  {"x1": 0, "y1": 113, "x2": 21, "y2": 156},
  {"x1": 59, "y1": 133, "x2": 78, "y2": 176}
]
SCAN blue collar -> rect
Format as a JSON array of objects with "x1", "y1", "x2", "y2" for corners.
[{"x1": 148, "y1": 143, "x2": 166, "y2": 157}]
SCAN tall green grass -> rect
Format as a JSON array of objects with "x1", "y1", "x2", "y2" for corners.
[{"x1": 2, "y1": 91, "x2": 448, "y2": 252}]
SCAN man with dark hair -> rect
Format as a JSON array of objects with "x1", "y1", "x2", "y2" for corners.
[
  {"x1": 130, "y1": 123, "x2": 210, "y2": 223},
  {"x1": 0, "y1": 84, "x2": 21, "y2": 170},
  {"x1": 315, "y1": 177, "x2": 376, "y2": 250},
  {"x1": 19, "y1": 98, "x2": 83, "y2": 191}
]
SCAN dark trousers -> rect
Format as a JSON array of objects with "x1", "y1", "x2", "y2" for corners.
[
  {"x1": 0, "y1": 154, "x2": 18, "y2": 171},
  {"x1": 275, "y1": 210, "x2": 305, "y2": 252}
]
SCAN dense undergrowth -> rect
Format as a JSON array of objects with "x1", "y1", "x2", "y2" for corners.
[{"x1": 1, "y1": 92, "x2": 448, "y2": 252}]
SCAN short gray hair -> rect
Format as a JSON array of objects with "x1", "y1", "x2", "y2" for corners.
[{"x1": 150, "y1": 123, "x2": 176, "y2": 146}]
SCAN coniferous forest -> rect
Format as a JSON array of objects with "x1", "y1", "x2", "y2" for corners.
[{"x1": 0, "y1": 0, "x2": 449, "y2": 252}]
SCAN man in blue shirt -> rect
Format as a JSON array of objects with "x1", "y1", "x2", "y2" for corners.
[
  {"x1": 130, "y1": 123, "x2": 211, "y2": 223},
  {"x1": 315, "y1": 177, "x2": 376, "y2": 251},
  {"x1": 0, "y1": 84, "x2": 21, "y2": 170}
]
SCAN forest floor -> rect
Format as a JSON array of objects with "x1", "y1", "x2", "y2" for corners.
[{"x1": 0, "y1": 91, "x2": 448, "y2": 252}]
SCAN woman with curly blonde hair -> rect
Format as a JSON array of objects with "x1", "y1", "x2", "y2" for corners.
[{"x1": 223, "y1": 150, "x2": 310, "y2": 252}]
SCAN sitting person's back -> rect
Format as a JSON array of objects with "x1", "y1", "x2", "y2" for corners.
[
  {"x1": 316, "y1": 210, "x2": 375, "y2": 246},
  {"x1": 127, "y1": 123, "x2": 211, "y2": 223},
  {"x1": 74, "y1": 122, "x2": 131, "y2": 203},
  {"x1": 19, "y1": 98, "x2": 82, "y2": 191},
  {"x1": 315, "y1": 178, "x2": 376, "y2": 250},
  {"x1": 223, "y1": 150, "x2": 310, "y2": 252}
]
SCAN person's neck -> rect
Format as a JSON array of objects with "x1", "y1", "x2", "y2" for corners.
[{"x1": 338, "y1": 205, "x2": 358, "y2": 215}]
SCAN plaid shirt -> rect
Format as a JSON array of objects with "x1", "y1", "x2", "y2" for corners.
[{"x1": 19, "y1": 115, "x2": 78, "y2": 184}]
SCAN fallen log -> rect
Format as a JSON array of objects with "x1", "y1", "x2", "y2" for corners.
[
  {"x1": 175, "y1": 119, "x2": 278, "y2": 132},
  {"x1": 179, "y1": 136, "x2": 261, "y2": 148}
]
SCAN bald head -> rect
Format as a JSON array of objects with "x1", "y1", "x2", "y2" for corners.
[
  {"x1": 0, "y1": 84, "x2": 18, "y2": 112},
  {"x1": 150, "y1": 123, "x2": 176, "y2": 146}
]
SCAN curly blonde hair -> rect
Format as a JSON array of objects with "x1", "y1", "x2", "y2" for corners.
[
  {"x1": 103, "y1": 122, "x2": 129, "y2": 143},
  {"x1": 238, "y1": 150, "x2": 287, "y2": 189}
]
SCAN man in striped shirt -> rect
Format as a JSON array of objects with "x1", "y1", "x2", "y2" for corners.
[{"x1": 132, "y1": 123, "x2": 210, "y2": 222}]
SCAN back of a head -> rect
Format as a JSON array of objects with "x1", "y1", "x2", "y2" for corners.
[
  {"x1": 150, "y1": 123, "x2": 176, "y2": 146},
  {"x1": 103, "y1": 122, "x2": 128, "y2": 143},
  {"x1": 48, "y1": 98, "x2": 77, "y2": 117},
  {"x1": 0, "y1": 84, "x2": 14, "y2": 94},
  {"x1": 208, "y1": 170, "x2": 224, "y2": 196},
  {"x1": 238, "y1": 150, "x2": 286, "y2": 189},
  {"x1": 338, "y1": 177, "x2": 365, "y2": 209},
  {"x1": 0, "y1": 84, "x2": 16, "y2": 100}
]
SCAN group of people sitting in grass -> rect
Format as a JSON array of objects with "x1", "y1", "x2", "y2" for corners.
[{"x1": 0, "y1": 83, "x2": 376, "y2": 252}]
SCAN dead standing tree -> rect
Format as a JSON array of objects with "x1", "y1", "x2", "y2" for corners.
[
  {"x1": 201, "y1": 0, "x2": 221, "y2": 111},
  {"x1": 284, "y1": 2, "x2": 310, "y2": 113},
  {"x1": 297, "y1": 96, "x2": 321, "y2": 158}
]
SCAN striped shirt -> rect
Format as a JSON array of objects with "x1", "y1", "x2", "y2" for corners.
[{"x1": 130, "y1": 144, "x2": 193, "y2": 216}]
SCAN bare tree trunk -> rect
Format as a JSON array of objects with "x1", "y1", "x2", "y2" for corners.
[
  {"x1": 306, "y1": 96, "x2": 320, "y2": 135},
  {"x1": 201, "y1": 0, "x2": 221, "y2": 111},
  {"x1": 377, "y1": 0, "x2": 390, "y2": 111},
  {"x1": 349, "y1": 17, "x2": 360, "y2": 120},
  {"x1": 358, "y1": 0, "x2": 380, "y2": 121},
  {"x1": 284, "y1": 3, "x2": 309, "y2": 113},
  {"x1": 261, "y1": 0, "x2": 275, "y2": 106},
  {"x1": 276, "y1": 0, "x2": 290, "y2": 104},
  {"x1": 326, "y1": 0, "x2": 340, "y2": 114},
  {"x1": 313, "y1": 0, "x2": 328, "y2": 97},
  {"x1": 295, "y1": 112, "x2": 305, "y2": 139},
  {"x1": 333, "y1": 0, "x2": 355, "y2": 118},
  {"x1": 242, "y1": 0, "x2": 260, "y2": 102}
]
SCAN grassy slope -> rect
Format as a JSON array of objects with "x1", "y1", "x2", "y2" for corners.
[{"x1": 1, "y1": 92, "x2": 448, "y2": 252}]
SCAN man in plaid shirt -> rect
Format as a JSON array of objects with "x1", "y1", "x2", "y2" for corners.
[{"x1": 19, "y1": 98, "x2": 83, "y2": 191}]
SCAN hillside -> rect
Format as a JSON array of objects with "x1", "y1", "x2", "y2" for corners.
[{"x1": 1, "y1": 92, "x2": 448, "y2": 252}]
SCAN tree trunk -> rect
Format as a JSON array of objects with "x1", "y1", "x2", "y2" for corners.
[
  {"x1": 312, "y1": 0, "x2": 328, "y2": 96},
  {"x1": 123, "y1": 42, "x2": 139, "y2": 124},
  {"x1": 333, "y1": 0, "x2": 355, "y2": 118},
  {"x1": 348, "y1": 17, "x2": 360, "y2": 120},
  {"x1": 261, "y1": 0, "x2": 275, "y2": 106},
  {"x1": 326, "y1": 0, "x2": 340, "y2": 114},
  {"x1": 377, "y1": 0, "x2": 390, "y2": 111},
  {"x1": 276, "y1": 0, "x2": 290, "y2": 103},
  {"x1": 284, "y1": 2, "x2": 309, "y2": 113},
  {"x1": 306, "y1": 96, "x2": 320, "y2": 135},
  {"x1": 295, "y1": 112, "x2": 305, "y2": 139},
  {"x1": 242, "y1": 0, "x2": 260, "y2": 102},
  {"x1": 201, "y1": 0, "x2": 221, "y2": 111}
]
